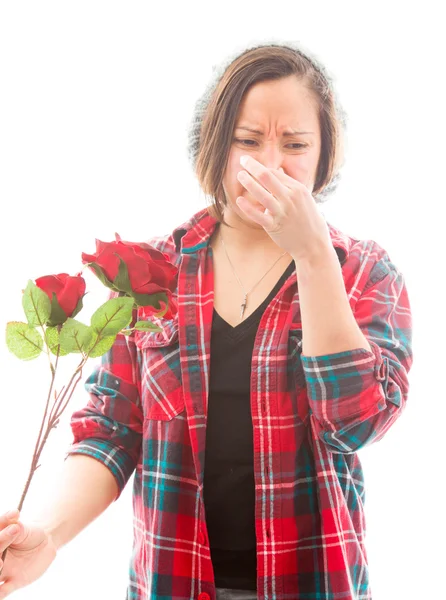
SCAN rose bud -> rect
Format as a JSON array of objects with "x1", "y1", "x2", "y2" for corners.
[
  {"x1": 35, "y1": 273, "x2": 86, "y2": 325},
  {"x1": 81, "y1": 235, "x2": 178, "y2": 314}
]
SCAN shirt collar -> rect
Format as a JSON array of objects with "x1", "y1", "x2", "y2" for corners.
[{"x1": 171, "y1": 207, "x2": 350, "y2": 267}]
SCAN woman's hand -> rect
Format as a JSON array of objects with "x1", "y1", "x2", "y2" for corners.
[
  {"x1": 0, "y1": 510, "x2": 57, "y2": 598},
  {"x1": 235, "y1": 155, "x2": 332, "y2": 262}
]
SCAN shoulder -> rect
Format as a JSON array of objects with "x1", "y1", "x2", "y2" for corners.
[
  {"x1": 146, "y1": 231, "x2": 180, "y2": 263},
  {"x1": 144, "y1": 207, "x2": 216, "y2": 269},
  {"x1": 351, "y1": 237, "x2": 404, "y2": 289},
  {"x1": 328, "y1": 220, "x2": 405, "y2": 290}
]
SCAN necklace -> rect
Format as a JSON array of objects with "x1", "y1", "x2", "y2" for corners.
[{"x1": 220, "y1": 232, "x2": 288, "y2": 322}]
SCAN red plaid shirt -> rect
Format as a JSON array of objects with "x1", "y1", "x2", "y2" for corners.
[{"x1": 66, "y1": 207, "x2": 413, "y2": 599}]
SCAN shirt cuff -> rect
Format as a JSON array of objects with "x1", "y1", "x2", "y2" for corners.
[
  {"x1": 301, "y1": 339, "x2": 389, "y2": 421},
  {"x1": 64, "y1": 438, "x2": 137, "y2": 500}
]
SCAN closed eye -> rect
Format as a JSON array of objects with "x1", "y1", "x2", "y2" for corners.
[{"x1": 233, "y1": 138, "x2": 306, "y2": 149}]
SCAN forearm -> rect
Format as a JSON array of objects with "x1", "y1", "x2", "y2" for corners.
[
  {"x1": 30, "y1": 454, "x2": 119, "y2": 551},
  {"x1": 294, "y1": 246, "x2": 372, "y2": 357}
]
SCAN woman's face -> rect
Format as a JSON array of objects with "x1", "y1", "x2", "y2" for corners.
[{"x1": 222, "y1": 75, "x2": 322, "y2": 226}]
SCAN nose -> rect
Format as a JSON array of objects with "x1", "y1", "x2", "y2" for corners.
[{"x1": 257, "y1": 143, "x2": 286, "y2": 172}]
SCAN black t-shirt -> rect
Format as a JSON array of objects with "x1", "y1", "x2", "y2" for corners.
[{"x1": 203, "y1": 260, "x2": 295, "y2": 590}]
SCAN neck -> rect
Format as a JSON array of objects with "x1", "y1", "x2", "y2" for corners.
[{"x1": 213, "y1": 207, "x2": 289, "y2": 257}]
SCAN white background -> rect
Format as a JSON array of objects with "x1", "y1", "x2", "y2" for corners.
[{"x1": 0, "y1": 2, "x2": 444, "y2": 599}]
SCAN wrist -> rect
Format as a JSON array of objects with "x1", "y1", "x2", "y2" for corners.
[
  {"x1": 292, "y1": 244, "x2": 338, "y2": 272},
  {"x1": 30, "y1": 517, "x2": 64, "y2": 551}
]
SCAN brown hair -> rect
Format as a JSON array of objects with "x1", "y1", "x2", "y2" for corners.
[{"x1": 186, "y1": 41, "x2": 347, "y2": 226}]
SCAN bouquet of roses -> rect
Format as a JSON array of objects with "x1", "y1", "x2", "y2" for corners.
[{"x1": 0, "y1": 234, "x2": 178, "y2": 573}]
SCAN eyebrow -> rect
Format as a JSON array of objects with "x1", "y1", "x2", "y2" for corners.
[{"x1": 235, "y1": 126, "x2": 315, "y2": 136}]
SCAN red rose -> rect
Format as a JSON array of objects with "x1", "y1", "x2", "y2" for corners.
[
  {"x1": 35, "y1": 273, "x2": 86, "y2": 324},
  {"x1": 81, "y1": 234, "x2": 178, "y2": 314}
]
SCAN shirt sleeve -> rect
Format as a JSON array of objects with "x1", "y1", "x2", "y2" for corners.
[
  {"x1": 64, "y1": 299, "x2": 144, "y2": 500},
  {"x1": 301, "y1": 259, "x2": 413, "y2": 453}
]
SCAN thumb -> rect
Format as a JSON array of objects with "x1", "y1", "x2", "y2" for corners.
[{"x1": 0, "y1": 581, "x2": 18, "y2": 598}]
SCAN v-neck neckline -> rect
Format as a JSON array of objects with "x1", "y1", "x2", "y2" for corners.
[{"x1": 213, "y1": 260, "x2": 296, "y2": 337}]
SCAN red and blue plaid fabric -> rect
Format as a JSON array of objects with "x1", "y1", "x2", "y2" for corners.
[{"x1": 65, "y1": 207, "x2": 413, "y2": 599}]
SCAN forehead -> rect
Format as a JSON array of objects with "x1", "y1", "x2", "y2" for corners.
[{"x1": 236, "y1": 77, "x2": 319, "y2": 128}]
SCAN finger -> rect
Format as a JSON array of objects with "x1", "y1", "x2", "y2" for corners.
[
  {"x1": 0, "y1": 510, "x2": 20, "y2": 531},
  {"x1": 272, "y1": 168, "x2": 313, "y2": 193},
  {"x1": 271, "y1": 167, "x2": 297, "y2": 184},
  {"x1": 0, "y1": 525, "x2": 20, "y2": 553},
  {"x1": 237, "y1": 172, "x2": 281, "y2": 215},
  {"x1": 235, "y1": 197, "x2": 274, "y2": 228},
  {"x1": 0, "y1": 511, "x2": 20, "y2": 527},
  {"x1": 0, "y1": 580, "x2": 18, "y2": 598}
]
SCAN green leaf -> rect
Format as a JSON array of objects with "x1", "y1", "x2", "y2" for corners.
[
  {"x1": 134, "y1": 320, "x2": 163, "y2": 332},
  {"x1": 151, "y1": 296, "x2": 170, "y2": 318},
  {"x1": 87, "y1": 263, "x2": 117, "y2": 291},
  {"x1": 59, "y1": 318, "x2": 93, "y2": 353},
  {"x1": 70, "y1": 293, "x2": 87, "y2": 320},
  {"x1": 22, "y1": 281, "x2": 51, "y2": 328},
  {"x1": 113, "y1": 257, "x2": 132, "y2": 293},
  {"x1": 90, "y1": 296, "x2": 134, "y2": 337},
  {"x1": 130, "y1": 291, "x2": 168, "y2": 310},
  {"x1": 6, "y1": 321, "x2": 43, "y2": 360},
  {"x1": 45, "y1": 326, "x2": 69, "y2": 357},
  {"x1": 47, "y1": 293, "x2": 67, "y2": 326},
  {"x1": 85, "y1": 331, "x2": 116, "y2": 358}
]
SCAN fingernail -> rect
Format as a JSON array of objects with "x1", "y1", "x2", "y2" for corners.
[{"x1": 6, "y1": 509, "x2": 19, "y2": 519}]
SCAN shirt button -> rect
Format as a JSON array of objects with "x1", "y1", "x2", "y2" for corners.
[
  {"x1": 198, "y1": 529, "x2": 206, "y2": 545},
  {"x1": 198, "y1": 593, "x2": 210, "y2": 600}
]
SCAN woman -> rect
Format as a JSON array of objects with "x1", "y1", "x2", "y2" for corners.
[{"x1": 0, "y1": 40, "x2": 412, "y2": 600}]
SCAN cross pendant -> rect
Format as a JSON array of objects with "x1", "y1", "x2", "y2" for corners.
[{"x1": 240, "y1": 294, "x2": 248, "y2": 321}]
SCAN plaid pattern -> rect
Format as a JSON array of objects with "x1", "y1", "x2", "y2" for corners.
[{"x1": 65, "y1": 207, "x2": 413, "y2": 600}]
